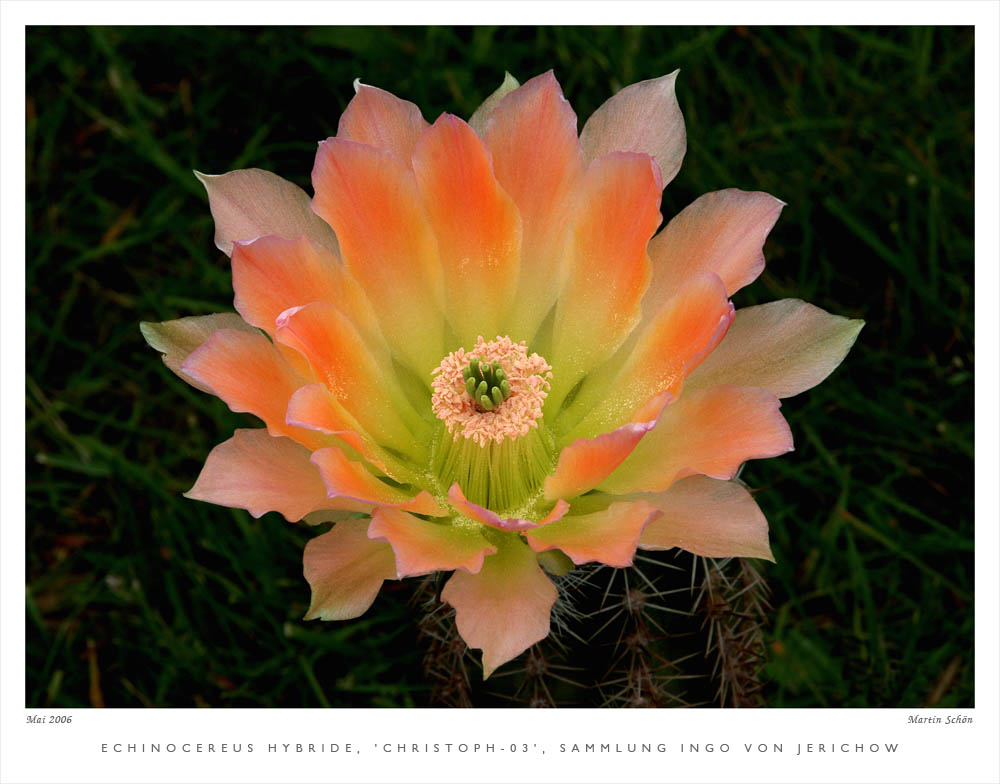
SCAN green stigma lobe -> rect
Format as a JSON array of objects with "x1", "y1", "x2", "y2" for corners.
[{"x1": 464, "y1": 356, "x2": 512, "y2": 412}]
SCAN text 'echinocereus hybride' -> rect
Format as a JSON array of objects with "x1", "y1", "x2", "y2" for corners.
[{"x1": 142, "y1": 71, "x2": 862, "y2": 678}]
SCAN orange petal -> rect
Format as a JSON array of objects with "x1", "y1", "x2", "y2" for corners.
[
  {"x1": 549, "y1": 152, "x2": 661, "y2": 405},
  {"x1": 412, "y1": 114, "x2": 522, "y2": 346},
  {"x1": 368, "y1": 507, "x2": 497, "y2": 577},
  {"x1": 565, "y1": 272, "x2": 733, "y2": 437},
  {"x1": 275, "y1": 301, "x2": 426, "y2": 458},
  {"x1": 525, "y1": 500, "x2": 659, "y2": 567},
  {"x1": 312, "y1": 138, "x2": 444, "y2": 376},
  {"x1": 536, "y1": 499, "x2": 572, "y2": 525},
  {"x1": 180, "y1": 328, "x2": 324, "y2": 449},
  {"x1": 543, "y1": 392, "x2": 671, "y2": 501},
  {"x1": 686, "y1": 299, "x2": 865, "y2": 399},
  {"x1": 647, "y1": 189, "x2": 784, "y2": 301},
  {"x1": 185, "y1": 429, "x2": 352, "y2": 521},
  {"x1": 617, "y1": 272, "x2": 733, "y2": 397},
  {"x1": 440, "y1": 534, "x2": 557, "y2": 678},
  {"x1": 303, "y1": 520, "x2": 397, "y2": 621},
  {"x1": 447, "y1": 484, "x2": 568, "y2": 532},
  {"x1": 639, "y1": 475, "x2": 773, "y2": 560},
  {"x1": 286, "y1": 382, "x2": 420, "y2": 485},
  {"x1": 579, "y1": 71, "x2": 686, "y2": 186},
  {"x1": 231, "y1": 235, "x2": 380, "y2": 343},
  {"x1": 337, "y1": 81, "x2": 428, "y2": 162},
  {"x1": 311, "y1": 446, "x2": 446, "y2": 517},
  {"x1": 140, "y1": 313, "x2": 257, "y2": 395},
  {"x1": 599, "y1": 385, "x2": 794, "y2": 495},
  {"x1": 194, "y1": 169, "x2": 339, "y2": 256},
  {"x1": 484, "y1": 71, "x2": 584, "y2": 341}
]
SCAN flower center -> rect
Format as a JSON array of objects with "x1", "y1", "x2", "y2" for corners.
[
  {"x1": 431, "y1": 336, "x2": 551, "y2": 446},
  {"x1": 430, "y1": 336, "x2": 555, "y2": 511}
]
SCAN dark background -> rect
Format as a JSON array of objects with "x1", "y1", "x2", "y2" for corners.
[{"x1": 26, "y1": 26, "x2": 973, "y2": 707}]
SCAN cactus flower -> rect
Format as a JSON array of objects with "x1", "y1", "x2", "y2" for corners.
[{"x1": 142, "y1": 71, "x2": 862, "y2": 678}]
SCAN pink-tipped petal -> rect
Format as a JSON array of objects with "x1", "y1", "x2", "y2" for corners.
[
  {"x1": 448, "y1": 484, "x2": 535, "y2": 531},
  {"x1": 525, "y1": 500, "x2": 659, "y2": 567},
  {"x1": 180, "y1": 327, "x2": 324, "y2": 449},
  {"x1": 537, "y1": 498, "x2": 571, "y2": 525},
  {"x1": 686, "y1": 299, "x2": 865, "y2": 399},
  {"x1": 231, "y1": 235, "x2": 380, "y2": 344},
  {"x1": 447, "y1": 484, "x2": 567, "y2": 532},
  {"x1": 550, "y1": 152, "x2": 662, "y2": 403},
  {"x1": 639, "y1": 475, "x2": 774, "y2": 561},
  {"x1": 140, "y1": 313, "x2": 257, "y2": 394},
  {"x1": 311, "y1": 138, "x2": 444, "y2": 375},
  {"x1": 412, "y1": 114, "x2": 522, "y2": 346},
  {"x1": 647, "y1": 189, "x2": 784, "y2": 301},
  {"x1": 368, "y1": 507, "x2": 497, "y2": 578},
  {"x1": 303, "y1": 520, "x2": 397, "y2": 621},
  {"x1": 311, "y1": 447, "x2": 446, "y2": 517},
  {"x1": 338, "y1": 81, "x2": 429, "y2": 162},
  {"x1": 185, "y1": 429, "x2": 359, "y2": 521},
  {"x1": 605, "y1": 273, "x2": 733, "y2": 406},
  {"x1": 579, "y1": 71, "x2": 686, "y2": 186},
  {"x1": 600, "y1": 385, "x2": 794, "y2": 495},
  {"x1": 286, "y1": 382, "x2": 418, "y2": 485},
  {"x1": 544, "y1": 392, "x2": 671, "y2": 501},
  {"x1": 275, "y1": 301, "x2": 426, "y2": 458},
  {"x1": 484, "y1": 71, "x2": 584, "y2": 341},
  {"x1": 566, "y1": 272, "x2": 733, "y2": 438},
  {"x1": 441, "y1": 535, "x2": 557, "y2": 678},
  {"x1": 194, "y1": 169, "x2": 339, "y2": 257}
]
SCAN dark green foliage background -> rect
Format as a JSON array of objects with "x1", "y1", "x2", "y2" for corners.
[{"x1": 26, "y1": 26, "x2": 973, "y2": 708}]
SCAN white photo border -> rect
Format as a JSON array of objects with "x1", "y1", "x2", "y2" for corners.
[{"x1": 3, "y1": 3, "x2": 996, "y2": 783}]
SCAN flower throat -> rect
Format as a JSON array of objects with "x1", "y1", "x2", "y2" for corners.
[{"x1": 430, "y1": 336, "x2": 555, "y2": 511}]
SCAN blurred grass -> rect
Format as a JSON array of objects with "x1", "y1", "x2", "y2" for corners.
[{"x1": 25, "y1": 26, "x2": 973, "y2": 707}]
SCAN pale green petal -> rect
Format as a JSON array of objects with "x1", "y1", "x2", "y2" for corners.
[
  {"x1": 140, "y1": 313, "x2": 257, "y2": 394},
  {"x1": 468, "y1": 71, "x2": 520, "y2": 136},
  {"x1": 686, "y1": 299, "x2": 864, "y2": 398}
]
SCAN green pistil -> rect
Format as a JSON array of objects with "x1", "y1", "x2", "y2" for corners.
[{"x1": 463, "y1": 359, "x2": 511, "y2": 412}]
